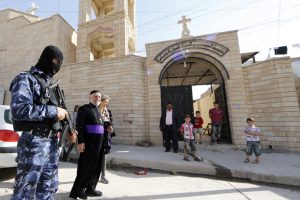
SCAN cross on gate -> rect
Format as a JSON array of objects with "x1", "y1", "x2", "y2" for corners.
[{"x1": 177, "y1": 15, "x2": 191, "y2": 38}]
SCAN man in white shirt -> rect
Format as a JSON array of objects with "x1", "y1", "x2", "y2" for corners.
[{"x1": 160, "y1": 102, "x2": 180, "y2": 153}]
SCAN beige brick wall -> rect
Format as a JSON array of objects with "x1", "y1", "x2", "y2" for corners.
[
  {"x1": 56, "y1": 55, "x2": 148, "y2": 145},
  {"x1": 295, "y1": 77, "x2": 300, "y2": 106},
  {"x1": 76, "y1": 11, "x2": 132, "y2": 62},
  {"x1": 0, "y1": 10, "x2": 76, "y2": 104},
  {"x1": 77, "y1": 0, "x2": 136, "y2": 62},
  {"x1": 291, "y1": 58, "x2": 300, "y2": 106},
  {"x1": 243, "y1": 57, "x2": 300, "y2": 151}
]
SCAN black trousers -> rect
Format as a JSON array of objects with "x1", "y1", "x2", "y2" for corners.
[
  {"x1": 70, "y1": 137, "x2": 104, "y2": 197},
  {"x1": 163, "y1": 125, "x2": 178, "y2": 151}
]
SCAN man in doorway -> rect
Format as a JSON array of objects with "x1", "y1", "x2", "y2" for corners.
[
  {"x1": 209, "y1": 101, "x2": 224, "y2": 145},
  {"x1": 160, "y1": 102, "x2": 180, "y2": 153}
]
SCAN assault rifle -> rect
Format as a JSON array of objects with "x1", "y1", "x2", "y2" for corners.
[{"x1": 50, "y1": 80, "x2": 76, "y2": 147}]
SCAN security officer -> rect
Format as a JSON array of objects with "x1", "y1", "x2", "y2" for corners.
[{"x1": 9, "y1": 45, "x2": 76, "y2": 200}]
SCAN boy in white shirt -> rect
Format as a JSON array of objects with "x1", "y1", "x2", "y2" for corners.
[
  {"x1": 244, "y1": 118, "x2": 262, "y2": 163},
  {"x1": 180, "y1": 114, "x2": 203, "y2": 162}
]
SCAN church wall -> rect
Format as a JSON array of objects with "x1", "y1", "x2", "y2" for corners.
[
  {"x1": 291, "y1": 58, "x2": 300, "y2": 107},
  {"x1": 199, "y1": 91, "x2": 215, "y2": 129},
  {"x1": 295, "y1": 77, "x2": 300, "y2": 106},
  {"x1": 115, "y1": 17, "x2": 127, "y2": 57},
  {"x1": 114, "y1": 0, "x2": 127, "y2": 12},
  {"x1": 0, "y1": 9, "x2": 40, "y2": 23},
  {"x1": 78, "y1": 0, "x2": 92, "y2": 25},
  {"x1": 217, "y1": 33, "x2": 250, "y2": 148},
  {"x1": 145, "y1": 31, "x2": 250, "y2": 146},
  {"x1": 0, "y1": 10, "x2": 76, "y2": 104},
  {"x1": 76, "y1": 11, "x2": 127, "y2": 62},
  {"x1": 242, "y1": 57, "x2": 300, "y2": 151},
  {"x1": 56, "y1": 55, "x2": 148, "y2": 145}
]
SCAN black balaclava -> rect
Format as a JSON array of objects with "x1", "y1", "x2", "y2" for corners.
[{"x1": 35, "y1": 45, "x2": 63, "y2": 77}]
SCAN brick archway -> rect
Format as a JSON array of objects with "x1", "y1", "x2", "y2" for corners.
[{"x1": 158, "y1": 52, "x2": 232, "y2": 143}]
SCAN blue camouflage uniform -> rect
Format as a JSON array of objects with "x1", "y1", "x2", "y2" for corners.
[{"x1": 10, "y1": 66, "x2": 59, "y2": 200}]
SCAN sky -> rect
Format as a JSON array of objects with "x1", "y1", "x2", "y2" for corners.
[
  {"x1": 1, "y1": 0, "x2": 300, "y2": 58},
  {"x1": 1, "y1": 0, "x2": 300, "y2": 98},
  {"x1": 136, "y1": 0, "x2": 300, "y2": 58}
]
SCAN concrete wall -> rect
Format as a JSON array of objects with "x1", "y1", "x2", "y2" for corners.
[{"x1": 242, "y1": 57, "x2": 300, "y2": 151}]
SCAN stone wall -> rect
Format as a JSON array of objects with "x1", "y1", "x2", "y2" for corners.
[
  {"x1": 76, "y1": 0, "x2": 136, "y2": 62},
  {"x1": 295, "y1": 77, "x2": 300, "y2": 106},
  {"x1": 291, "y1": 58, "x2": 300, "y2": 107},
  {"x1": 242, "y1": 57, "x2": 300, "y2": 151},
  {"x1": 56, "y1": 55, "x2": 148, "y2": 145},
  {"x1": 0, "y1": 9, "x2": 76, "y2": 104}
]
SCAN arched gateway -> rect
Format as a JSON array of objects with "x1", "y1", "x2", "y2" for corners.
[
  {"x1": 159, "y1": 53, "x2": 232, "y2": 142},
  {"x1": 145, "y1": 31, "x2": 250, "y2": 147},
  {"x1": 156, "y1": 41, "x2": 232, "y2": 143}
]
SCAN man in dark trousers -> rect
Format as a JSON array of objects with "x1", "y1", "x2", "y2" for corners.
[
  {"x1": 160, "y1": 102, "x2": 180, "y2": 153},
  {"x1": 10, "y1": 45, "x2": 76, "y2": 200},
  {"x1": 209, "y1": 101, "x2": 224, "y2": 145},
  {"x1": 69, "y1": 90, "x2": 104, "y2": 199}
]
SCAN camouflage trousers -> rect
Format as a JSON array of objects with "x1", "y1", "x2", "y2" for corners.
[{"x1": 10, "y1": 132, "x2": 59, "y2": 200}]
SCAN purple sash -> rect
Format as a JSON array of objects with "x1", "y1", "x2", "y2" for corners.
[{"x1": 86, "y1": 125, "x2": 104, "y2": 135}]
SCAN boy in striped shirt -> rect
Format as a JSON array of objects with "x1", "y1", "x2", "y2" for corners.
[
  {"x1": 180, "y1": 114, "x2": 203, "y2": 162},
  {"x1": 244, "y1": 118, "x2": 262, "y2": 164}
]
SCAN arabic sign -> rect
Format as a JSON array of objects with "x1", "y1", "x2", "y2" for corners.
[{"x1": 154, "y1": 39, "x2": 229, "y2": 63}]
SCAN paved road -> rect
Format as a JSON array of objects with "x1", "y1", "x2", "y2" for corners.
[{"x1": 1, "y1": 162, "x2": 300, "y2": 200}]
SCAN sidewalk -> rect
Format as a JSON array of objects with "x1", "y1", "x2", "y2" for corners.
[{"x1": 107, "y1": 143, "x2": 300, "y2": 187}]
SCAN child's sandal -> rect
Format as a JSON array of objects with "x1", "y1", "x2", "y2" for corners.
[
  {"x1": 254, "y1": 159, "x2": 259, "y2": 164},
  {"x1": 244, "y1": 158, "x2": 250, "y2": 163}
]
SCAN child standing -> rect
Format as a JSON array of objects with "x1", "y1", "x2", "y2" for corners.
[
  {"x1": 194, "y1": 111, "x2": 204, "y2": 144},
  {"x1": 180, "y1": 114, "x2": 203, "y2": 162},
  {"x1": 244, "y1": 118, "x2": 262, "y2": 164}
]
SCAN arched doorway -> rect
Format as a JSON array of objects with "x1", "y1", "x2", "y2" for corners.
[{"x1": 159, "y1": 52, "x2": 232, "y2": 143}]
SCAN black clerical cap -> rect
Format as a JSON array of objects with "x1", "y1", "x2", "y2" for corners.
[{"x1": 90, "y1": 90, "x2": 100, "y2": 95}]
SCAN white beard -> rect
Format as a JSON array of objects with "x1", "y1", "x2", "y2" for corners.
[{"x1": 91, "y1": 101, "x2": 100, "y2": 107}]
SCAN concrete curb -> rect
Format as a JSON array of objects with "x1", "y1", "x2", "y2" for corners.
[
  {"x1": 230, "y1": 170, "x2": 300, "y2": 187},
  {"x1": 107, "y1": 157, "x2": 217, "y2": 176},
  {"x1": 106, "y1": 145, "x2": 300, "y2": 187},
  {"x1": 107, "y1": 156, "x2": 300, "y2": 187}
]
